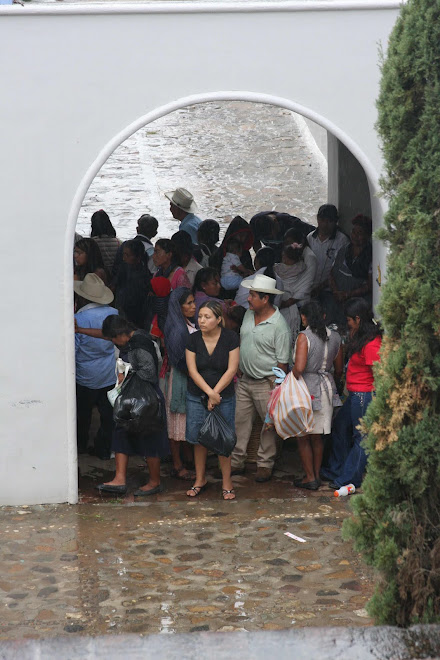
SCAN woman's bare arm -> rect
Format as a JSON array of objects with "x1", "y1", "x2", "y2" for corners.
[
  {"x1": 185, "y1": 349, "x2": 220, "y2": 401},
  {"x1": 75, "y1": 320, "x2": 105, "y2": 340},
  {"x1": 291, "y1": 333, "x2": 309, "y2": 379},
  {"x1": 212, "y1": 347, "x2": 240, "y2": 396}
]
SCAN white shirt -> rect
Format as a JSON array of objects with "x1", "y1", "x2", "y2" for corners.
[
  {"x1": 184, "y1": 257, "x2": 202, "y2": 287},
  {"x1": 307, "y1": 229, "x2": 349, "y2": 286},
  {"x1": 221, "y1": 252, "x2": 242, "y2": 278},
  {"x1": 274, "y1": 247, "x2": 317, "y2": 307}
]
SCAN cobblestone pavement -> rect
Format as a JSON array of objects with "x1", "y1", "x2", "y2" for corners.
[
  {"x1": 76, "y1": 102, "x2": 326, "y2": 241},
  {"x1": 0, "y1": 443, "x2": 374, "y2": 641}
]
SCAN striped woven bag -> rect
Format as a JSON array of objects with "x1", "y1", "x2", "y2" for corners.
[{"x1": 269, "y1": 372, "x2": 314, "y2": 439}]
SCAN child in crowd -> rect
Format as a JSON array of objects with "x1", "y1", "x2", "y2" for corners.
[
  {"x1": 74, "y1": 238, "x2": 108, "y2": 283},
  {"x1": 220, "y1": 237, "x2": 248, "y2": 291}
]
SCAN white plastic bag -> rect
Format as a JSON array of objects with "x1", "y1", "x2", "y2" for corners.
[{"x1": 107, "y1": 358, "x2": 131, "y2": 407}]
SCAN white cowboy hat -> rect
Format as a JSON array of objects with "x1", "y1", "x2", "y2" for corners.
[
  {"x1": 164, "y1": 187, "x2": 198, "y2": 213},
  {"x1": 74, "y1": 273, "x2": 114, "y2": 304},
  {"x1": 241, "y1": 273, "x2": 283, "y2": 295}
]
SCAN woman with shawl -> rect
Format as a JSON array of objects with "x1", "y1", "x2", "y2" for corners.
[{"x1": 163, "y1": 287, "x2": 197, "y2": 479}]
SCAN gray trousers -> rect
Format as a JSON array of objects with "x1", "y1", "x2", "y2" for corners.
[{"x1": 231, "y1": 374, "x2": 278, "y2": 470}]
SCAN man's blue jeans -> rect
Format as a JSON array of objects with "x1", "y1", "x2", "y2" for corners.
[{"x1": 321, "y1": 391, "x2": 372, "y2": 488}]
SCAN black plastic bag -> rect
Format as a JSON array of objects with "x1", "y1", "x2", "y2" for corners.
[
  {"x1": 113, "y1": 373, "x2": 163, "y2": 434},
  {"x1": 197, "y1": 407, "x2": 237, "y2": 457}
]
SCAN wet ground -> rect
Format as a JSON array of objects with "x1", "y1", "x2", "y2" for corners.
[
  {"x1": 0, "y1": 441, "x2": 375, "y2": 641},
  {"x1": 76, "y1": 101, "x2": 326, "y2": 241}
]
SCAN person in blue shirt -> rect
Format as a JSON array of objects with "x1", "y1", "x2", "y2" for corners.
[
  {"x1": 74, "y1": 273, "x2": 118, "y2": 459},
  {"x1": 165, "y1": 187, "x2": 202, "y2": 245}
]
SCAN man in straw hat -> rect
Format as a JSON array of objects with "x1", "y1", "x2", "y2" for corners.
[
  {"x1": 231, "y1": 274, "x2": 291, "y2": 482},
  {"x1": 74, "y1": 273, "x2": 117, "y2": 460},
  {"x1": 165, "y1": 187, "x2": 202, "y2": 245}
]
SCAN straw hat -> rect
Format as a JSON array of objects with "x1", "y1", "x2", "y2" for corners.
[
  {"x1": 240, "y1": 274, "x2": 283, "y2": 295},
  {"x1": 164, "y1": 187, "x2": 198, "y2": 213},
  {"x1": 74, "y1": 273, "x2": 114, "y2": 304}
]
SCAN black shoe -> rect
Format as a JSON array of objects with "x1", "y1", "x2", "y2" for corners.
[
  {"x1": 328, "y1": 482, "x2": 340, "y2": 490},
  {"x1": 96, "y1": 484, "x2": 127, "y2": 495},
  {"x1": 133, "y1": 485, "x2": 163, "y2": 497},
  {"x1": 294, "y1": 479, "x2": 320, "y2": 491}
]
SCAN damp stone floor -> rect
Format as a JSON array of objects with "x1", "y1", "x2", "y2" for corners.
[{"x1": 0, "y1": 441, "x2": 374, "y2": 640}]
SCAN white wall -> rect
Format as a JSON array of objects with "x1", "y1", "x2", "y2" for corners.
[{"x1": 0, "y1": 1, "x2": 400, "y2": 505}]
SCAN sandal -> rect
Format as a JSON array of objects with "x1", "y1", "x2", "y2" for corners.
[
  {"x1": 222, "y1": 488, "x2": 236, "y2": 501},
  {"x1": 186, "y1": 483, "x2": 209, "y2": 498}
]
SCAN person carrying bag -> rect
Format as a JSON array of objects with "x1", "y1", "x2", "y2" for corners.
[
  {"x1": 185, "y1": 301, "x2": 240, "y2": 500},
  {"x1": 96, "y1": 316, "x2": 169, "y2": 498},
  {"x1": 197, "y1": 399, "x2": 237, "y2": 457},
  {"x1": 266, "y1": 368, "x2": 315, "y2": 439}
]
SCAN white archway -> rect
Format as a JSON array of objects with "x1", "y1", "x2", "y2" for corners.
[
  {"x1": 65, "y1": 90, "x2": 384, "y2": 504},
  {"x1": 1, "y1": 1, "x2": 399, "y2": 505}
]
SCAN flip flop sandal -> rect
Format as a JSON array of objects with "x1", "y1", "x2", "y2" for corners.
[
  {"x1": 186, "y1": 483, "x2": 209, "y2": 497},
  {"x1": 222, "y1": 489, "x2": 236, "y2": 500}
]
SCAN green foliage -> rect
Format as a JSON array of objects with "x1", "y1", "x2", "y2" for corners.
[{"x1": 344, "y1": 0, "x2": 440, "y2": 626}]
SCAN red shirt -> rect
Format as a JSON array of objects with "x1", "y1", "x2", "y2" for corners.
[{"x1": 346, "y1": 335, "x2": 382, "y2": 392}]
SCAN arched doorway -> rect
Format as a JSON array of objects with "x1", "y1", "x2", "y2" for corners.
[{"x1": 66, "y1": 91, "x2": 385, "y2": 503}]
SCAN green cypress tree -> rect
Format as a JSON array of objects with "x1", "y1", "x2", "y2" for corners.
[{"x1": 343, "y1": 0, "x2": 440, "y2": 626}]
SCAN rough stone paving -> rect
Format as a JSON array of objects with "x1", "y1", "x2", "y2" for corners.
[
  {"x1": 76, "y1": 102, "x2": 327, "y2": 241},
  {"x1": 0, "y1": 445, "x2": 374, "y2": 640}
]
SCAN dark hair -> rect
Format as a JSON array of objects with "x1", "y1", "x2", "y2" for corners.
[
  {"x1": 197, "y1": 219, "x2": 220, "y2": 247},
  {"x1": 254, "y1": 247, "x2": 275, "y2": 279},
  {"x1": 102, "y1": 314, "x2": 136, "y2": 338},
  {"x1": 91, "y1": 210, "x2": 116, "y2": 238},
  {"x1": 226, "y1": 305, "x2": 246, "y2": 330},
  {"x1": 199, "y1": 300, "x2": 224, "y2": 327},
  {"x1": 156, "y1": 238, "x2": 181, "y2": 266},
  {"x1": 255, "y1": 291, "x2": 276, "y2": 305},
  {"x1": 345, "y1": 298, "x2": 382, "y2": 358},
  {"x1": 74, "y1": 238, "x2": 105, "y2": 277},
  {"x1": 193, "y1": 267, "x2": 219, "y2": 293},
  {"x1": 172, "y1": 230, "x2": 193, "y2": 258},
  {"x1": 317, "y1": 204, "x2": 339, "y2": 223},
  {"x1": 124, "y1": 239, "x2": 145, "y2": 260},
  {"x1": 352, "y1": 214, "x2": 373, "y2": 236},
  {"x1": 300, "y1": 301, "x2": 328, "y2": 343},
  {"x1": 284, "y1": 227, "x2": 305, "y2": 246},
  {"x1": 138, "y1": 214, "x2": 158, "y2": 238},
  {"x1": 226, "y1": 237, "x2": 242, "y2": 252},
  {"x1": 178, "y1": 288, "x2": 193, "y2": 306},
  {"x1": 163, "y1": 287, "x2": 193, "y2": 370}
]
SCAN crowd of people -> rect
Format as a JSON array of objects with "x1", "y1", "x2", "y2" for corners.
[{"x1": 74, "y1": 187, "x2": 380, "y2": 500}]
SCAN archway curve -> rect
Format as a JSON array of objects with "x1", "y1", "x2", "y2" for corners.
[
  {"x1": 65, "y1": 89, "x2": 381, "y2": 503},
  {"x1": 66, "y1": 90, "x2": 380, "y2": 248}
]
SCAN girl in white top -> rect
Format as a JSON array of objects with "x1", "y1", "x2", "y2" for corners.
[
  {"x1": 220, "y1": 238, "x2": 248, "y2": 291},
  {"x1": 274, "y1": 240, "x2": 316, "y2": 340}
]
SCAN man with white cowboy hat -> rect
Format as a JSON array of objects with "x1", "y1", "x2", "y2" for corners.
[
  {"x1": 165, "y1": 187, "x2": 202, "y2": 245},
  {"x1": 231, "y1": 274, "x2": 291, "y2": 483},
  {"x1": 74, "y1": 273, "x2": 118, "y2": 460}
]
